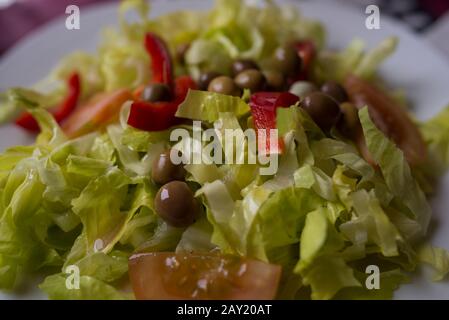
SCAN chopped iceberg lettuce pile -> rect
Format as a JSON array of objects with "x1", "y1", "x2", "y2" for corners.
[{"x1": 0, "y1": 0, "x2": 449, "y2": 300}]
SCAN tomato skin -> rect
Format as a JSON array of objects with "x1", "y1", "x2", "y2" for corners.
[
  {"x1": 129, "y1": 252, "x2": 282, "y2": 300},
  {"x1": 344, "y1": 74, "x2": 427, "y2": 166}
]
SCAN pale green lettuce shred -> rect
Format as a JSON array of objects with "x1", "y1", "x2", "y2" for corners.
[
  {"x1": 334, "y1": 269, "x2": 409, "y2": 300},
  {"x1": 420, "y1": 105, "x2": 449, "y2": 170},
  {"x1": 176, "y1": 218, "x2": 217, "y2": 253},
  {"x1": 294, "y1": 165, "x2": 336, "y2": 201},
  {"x1": 0, "y1": 88, "x2": 63, "y2": 125},
  {"x1": 301, "y1": 255, "x2": 361, "y2": 300},
  {"x1": 346, "y1": 189, "x2": 401, "y2": 257},
  {"x1": 52, "y1": 52, "x2": 104, "y2": 99},
  {"x1": 185, "y1": 0, "x2": 324, "y2": 77},
  {"x1": 0, "y1": 107, "x2": 166, "y2": 295},
  {"x1": 176, "y1": 90, "x2": 250, "y2": 122},
  {"x1": 417, "y1": 245, "x2": 449, "y2": 281},
  {"x1": 354, "y1": 37, "x2": 398, "y2": 79},
  {"x1": 295, "y1": 208, "x2": 360, "y2": 300},
  {"x1": 39, "y1": 274, "x2": 130, "y2": 300},
  {"x1": 313, "y1": 37, "x2": 397, "y2": 82}
]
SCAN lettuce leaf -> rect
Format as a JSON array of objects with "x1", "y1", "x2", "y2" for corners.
[
  {"x1": 334, "y1": 269, "x2": 409, "y2": 300},
  {"x1": 359, "y1": 107, "x2": 431, "y2": 238},
  {"x1": 300, "y1": 256, "x2": 361, "y2": 300},
  {"x1": 176, "y1": 218, "x2": 216, "y2": 253},
  {"x1": 39, "y1": 273, "x2": 129, "y2": 300},
  {"x1": 417, "y1": 245, "x2": 449, "y2": 281},
  {"x1": 248, "y1": 187, "x2": 324, "y2": 261},
  {"x1": 420, "y1": 105, "x2": 449, "y2": 170},
  {"x1": 313, "y1": 37, "x2": 397, "y2": 82},
  {"x1": 176, "y1": 90, "x2": 250, "y2": 122}
]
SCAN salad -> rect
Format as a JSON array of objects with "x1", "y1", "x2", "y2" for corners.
[{"x1": 0, "y1": 0, "x2": 449, "y2": 300}]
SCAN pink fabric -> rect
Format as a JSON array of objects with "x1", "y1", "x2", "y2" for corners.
[{"x1": 0, "y1": 0, "x2": 117, "y2": 56}]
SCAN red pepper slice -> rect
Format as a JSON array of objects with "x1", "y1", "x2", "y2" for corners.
[
  {"x1": 249, "y1": 92, "x2": 300, "y2": 155},
  {"x1": 295, "y1": 41, "x2": 316, "y2": 72},
  {"x1": 15, "y1": 72, "x2": 81, "y2": 132},
  {"x1": 145, "y1": 32, "x2": 174, "y2": 88},
  {"x1": 287, "y1": 40, "x2": 316, "y2": 84},
  {"x1": 127, "y1": 76, "x2": 197, "y2": 131},
  {"x1": 128, "y1": 33, "x2": 195, "y2": 131}
]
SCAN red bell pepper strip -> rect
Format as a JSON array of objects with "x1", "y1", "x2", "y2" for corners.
[
  {"x1": 128, "y1": 33, "x2": 196, "y2": 131},
  {"x1": 249, "y1": 92, "x2": 300, "y2": 155},
  {"x1": 127, "y1": 76, "x2": 197, "y2": 131},
  {"x1": 287, "y1": 40, "x2": 316, "y2": 85},
  {"x1": 295, "y1": 41, "x2": 316, "y2": 72},
  {"x1": 15, "y1": 72, "x2": 81, "y2": 132},
  {"x1": 145, "y1": 32, "x2": 174, "y2": 88}
]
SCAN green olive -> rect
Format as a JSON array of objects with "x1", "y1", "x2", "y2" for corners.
[
  {"x1": 154, "y1": 181, "x2": 199, "y2": 228},
  {"x1": 289, "y1": 81, "x2": 317, "y2": 97},
  {"x1": 302, "y1": 92, "x2": 341, "y2": 130},
  {"x1": 198, "y1": 71, "x2": 221, "y2": 91},
  {"x1": 263, "y1": 70, "x2": 285, "y2": 91},
  {"x1": 151, "y1": 150, "x2": 186, "y2": 185},
  {"x1": 141, "y1": 83, "x2": 172, "y2": 102},
  {"x1": 320, "y1": 81, "x2": 348, "y2": 103},
  {"x1": 272, "y1": 45, "x2": 302, "y2": 75},
  {"x1": 234, "y1": 69, "x2": 266, "y2": 92},
  {"x1": 208, "y1": 76, "x2": 241, "y2": 96},
  {"x1": 232, "y1": 59, "x2": 259, "y2": 76}
]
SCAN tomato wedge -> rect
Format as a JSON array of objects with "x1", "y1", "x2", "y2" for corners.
[
  {"x1": 62, "y1": 89, "x2": 133, "y2": 138},
  {"x1": 129, "y1": 252, "x2": 282, "y2": 300},
  {"x1": 344, "y1": 74, "x2": 427, "y2": 166}
]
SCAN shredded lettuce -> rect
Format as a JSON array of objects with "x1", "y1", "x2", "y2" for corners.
[
  {"x1": 417, "y1": 245, "x2": 449, "y2": 281},
  {"x1": 39, "y1": 274, "x2": 130, "y2": 300},
  {"x1": 359, "y1": 107, "x2": 431, "y2": 237},
  {"x1": 420, "y1": 105, "x2": 449, "y2": 170}
]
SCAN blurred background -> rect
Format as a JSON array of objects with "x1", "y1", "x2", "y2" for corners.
[{"x1": 0, "y1": 0, "x2": 449, "y2": 58}]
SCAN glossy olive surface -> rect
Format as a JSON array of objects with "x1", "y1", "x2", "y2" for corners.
[
  {"x1": 272, "y1": 45, "x2": 302, "y2": 75},
  {"x1": 154, "y1": 181, "x2": 199, "y2": 228},
  {"x1": 263, "y1": 70, "x2": 285, "y2": 91},
  {"x1": 232, "y1": 59, "x2": 259, "y2": 76},
  {"x1": 141, "y1": 83, "x2": 172, "y2": 102},
  {"x1": 321, "y1": 81, "x2": 349, "y2": 103},
  {"x1": 198, "y1": 71, "x2": 221, "y2": 91},
  {"x1": 207, "y1": 76, "x2": 240, "y2": 96},
  {"x1": 302, "y1": 92, "x2": 341, "y2": 130},
  {"x1": 151, "y1": 150, "x2": 185, "y2": 185}
]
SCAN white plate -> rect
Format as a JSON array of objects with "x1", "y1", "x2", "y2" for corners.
[{"x1": 0, "y1": 0, "x2": 448, "y2": 300}]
